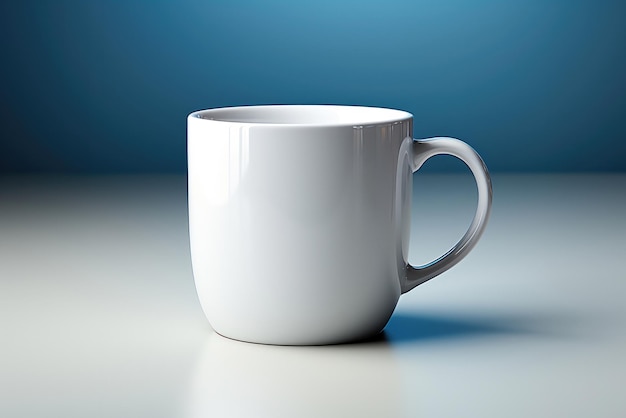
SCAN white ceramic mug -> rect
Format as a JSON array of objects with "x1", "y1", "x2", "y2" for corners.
[{"x1": 188, "y1": 105, "x2": 492, "y2": 345}]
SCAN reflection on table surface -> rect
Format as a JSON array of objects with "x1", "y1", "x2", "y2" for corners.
[
  {"x1": 1, "y1": 174, "x2": 625, "y2": 418},
  {"x1": 185, "y1": 331, "x2": 401, "y2": 418}
]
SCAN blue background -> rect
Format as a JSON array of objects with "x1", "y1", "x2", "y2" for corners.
[{"x1": 1, "y1": 0, "x2": 625, "y2": 173}]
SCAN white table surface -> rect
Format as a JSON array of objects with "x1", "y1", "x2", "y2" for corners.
[{"x1": 1, "y1": 174, "x2": 625, "y2": 418}]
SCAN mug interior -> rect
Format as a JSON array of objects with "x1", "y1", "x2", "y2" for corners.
[{"x1": 190, "y1": 105, "x2": 412, "y2": 126}]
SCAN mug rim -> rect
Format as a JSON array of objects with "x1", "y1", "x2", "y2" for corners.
[{"x1": 188, "y1": 105, "x2": 413, "y2": 127}]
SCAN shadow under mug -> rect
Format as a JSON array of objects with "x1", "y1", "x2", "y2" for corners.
[{"x1": 187, "y1": 105, "x2": 492, "y2": 345}]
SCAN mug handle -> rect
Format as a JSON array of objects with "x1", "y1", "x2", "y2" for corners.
[{"x1": 400, "y1": 137, "x2": 493, "y2": 293}]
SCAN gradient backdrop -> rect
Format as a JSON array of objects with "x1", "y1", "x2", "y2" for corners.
[{"x1": 1, "y1": 0, "x2": 625, "y2": 173}]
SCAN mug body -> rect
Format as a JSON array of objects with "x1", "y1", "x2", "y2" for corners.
[{"x1": 188, "y1": 105, "x2": 413, "y2": 345}]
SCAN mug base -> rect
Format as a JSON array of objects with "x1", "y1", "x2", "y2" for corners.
[{"x1": 210, "y1": 326, "x2": 387, "y2": 346}]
